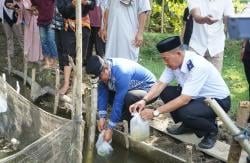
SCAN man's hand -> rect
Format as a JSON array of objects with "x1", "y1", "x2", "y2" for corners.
[
  {"x1": 15, "y1": 8, "x2": 21, "y2": 15},
  {"x1": 100, "y1": 29, "x2": 107, "y2": 42},
  {"x1": 32, "y1": 9, "x2": 39, "y2": 16},
  {"x1": 98, "y1": 118, "x2": 106, "y2": 132},
  {"x1": 204, "y1": 15, "x2": 219, "y2": 25},
  {"x1": 103, "y1": 128, "x2": 113, "y2": 142},
  {"x1": 140, "y1": 108, "x2": 154, "y2": 120},
  {"x1": 129, "y1": 99, "x2": 146, "y2": 113},
  {"x1": 30, "y1": 6, "x2": 38, "y2": 15},
  {"x1": 134, "y1": 32, "x2": 143, "y2": 47}
]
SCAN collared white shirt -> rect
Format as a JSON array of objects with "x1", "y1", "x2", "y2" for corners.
[
  {"x1": 188, "y1": 0, "x2": 234, "y2": 57},
  {"x1": 159, "y1": 51, "x2": 230, "y2": 99}
]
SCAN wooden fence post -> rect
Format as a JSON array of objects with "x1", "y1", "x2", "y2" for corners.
[
  {"x1": 30, "y1": 68, "x2": 36, "y2": 99},
  {"x1": 23, "y1": 55, "x2": 28, "y2": 86},
  {"x1": 228, "y1": 101, "x2": 250, "y2": 163},
  {"x1": 53, "y1": 69, "x2": 60, "y2": 114}
]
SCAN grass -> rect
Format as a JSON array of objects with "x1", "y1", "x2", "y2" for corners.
[{"x1": 139, "y1": 32, "x2": 249, "y2": 115}]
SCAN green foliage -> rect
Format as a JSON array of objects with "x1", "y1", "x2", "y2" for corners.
[
  {"x1": 139, "y1": 33, "x2": 171, "y2": 77},
  {"x1": 234, "y1": 0, "x2": 245, "y2": 13},
  {"x1": 149, "y1": 0, "x2": 246, "y2": 33},
  {"x1": 223, "y1": 40, "x2": 248, "y2": 114},
  {"x1": 140, "y1": 32, "x2": 248, "y2": 116},
  {"x1": 149, "y1": 0, "x2": 186, "y2": 33}
]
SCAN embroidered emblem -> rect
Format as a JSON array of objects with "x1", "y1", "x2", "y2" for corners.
[{"x1": 187, "y1": 59, "x2": 194, "y2": 71}]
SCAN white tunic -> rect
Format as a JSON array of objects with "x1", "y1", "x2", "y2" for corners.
[
  {"x1": 187, "y1": 0, "x2": 234, "y2": 57},
  {"x1": 105, "y1": 0, "x2": 151, "y2": 61},
  {"x1": 159, "y1": 51, "x2": 230, "y2": 99}
]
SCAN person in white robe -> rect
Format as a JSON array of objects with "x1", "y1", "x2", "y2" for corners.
[{"x1": 101, "y1": 0, "x2": 151, "y2": 62}]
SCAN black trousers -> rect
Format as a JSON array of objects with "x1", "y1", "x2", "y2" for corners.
[
  {"x1": 160, "y1": 86, "x2": 231, "y2": 136},
  {"x1": 87, "y1": 26, "x2": 105, "y2": 60},
  {"x1": 243, "y1": 59, "x2": 250, "y2": 100},
  {"x1": 108, "y1": 90, "x2": 149, "y2": 122},
  {"x1": 61, "y1": 27, "x2": 90, "y2": 67}
]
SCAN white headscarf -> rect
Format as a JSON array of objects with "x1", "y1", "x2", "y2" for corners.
[
  {"x1": 1, "y1": 0, "x2": 15, "y2": 22},
  {"x1": 0, "y1": 0, "x2": 5, "y2": 22}
]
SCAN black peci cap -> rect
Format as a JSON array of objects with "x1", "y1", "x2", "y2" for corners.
[
  {"x1": 156, "y1": 36, "x2": 181, "y2": 53},
  {"x1": 86, "y1": 55, "x2": 105, "y2": 78}
]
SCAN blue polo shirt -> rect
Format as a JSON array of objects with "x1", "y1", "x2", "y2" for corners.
[{"x1": 98, "y1": 58, "x2": 156, "y2": 129}]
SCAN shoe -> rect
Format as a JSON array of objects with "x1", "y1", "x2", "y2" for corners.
[
  {"x1": 198, "y1": 131, "x2": 217, "y2": 149},
  {"x1": 247, "y1": 156, "x2": 250, "y2": 163},
  {"x1": 167, "y1": 124, "x2": 193, "y2": 135}
]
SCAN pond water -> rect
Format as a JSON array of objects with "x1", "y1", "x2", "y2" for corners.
[{"x1": 93, "y1": 143, "x2": 152, "y2": 163}]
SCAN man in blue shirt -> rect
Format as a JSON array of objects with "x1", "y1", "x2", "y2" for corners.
[{"x1": 86, "y1": 55, "x2": 156, "y2": 142}]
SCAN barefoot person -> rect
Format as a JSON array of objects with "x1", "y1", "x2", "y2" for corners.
[{"x1": 57, "y1": 0, "x2": 94, "y2": 95}]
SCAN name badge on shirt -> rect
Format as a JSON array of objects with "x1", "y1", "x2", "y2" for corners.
[{"x1": 187, "y1": 60, "x2": 194, "y2": 71}]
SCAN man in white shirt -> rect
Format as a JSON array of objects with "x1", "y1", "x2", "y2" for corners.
[
  {"x1": 187, "y1": 0, "x2": 234, "y2": 73},
  {"x1": 101, "y1": 0, "x2": 151, "y2": 62},
  {"x1": 129, "y1": 36, "x2": 231, "y2": 149}
]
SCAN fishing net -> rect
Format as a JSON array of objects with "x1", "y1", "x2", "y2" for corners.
[{"x1": 0, "y1": 76, "x2": 85, "y2": 163}]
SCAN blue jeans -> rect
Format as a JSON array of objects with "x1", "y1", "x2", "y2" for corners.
[{"x1": 39, "y1": 24, "x2": 58, "y2": 58}]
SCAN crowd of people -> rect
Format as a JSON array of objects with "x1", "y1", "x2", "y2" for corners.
[{"x1": 0, "y1": 0, "x2": 249, "y2": 151}]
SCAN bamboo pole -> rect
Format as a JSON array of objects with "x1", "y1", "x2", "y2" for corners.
[
  {"x1": 23, "y1": 55, "x2": 28, "y2": 86},
  {"x1": 123, "y1": 120, "x2": 129, "y2": 149},
  {"x1": 228, "y1": 101, "x2": 250, "y2": 163},
  {"x1": 30, "y1": 68, "x2": 36, "y2": 99},
  {"x1": 2, "y1": 74, "x2": 7, "y2": 98},
  {"x1": 85, "y1": 78, "x2": 98, "y2": 162},
  {"x1": 186, "y1": 144, "x2": 193, "y2": 163},
  {"x1": 205, "y1": 98, "x2": 250, "y2": 156},
  {"x1": 53, "y1": 69, "x2": 60, "y2": 114},
  {"x1": 161, "y1": 0, "x2": 165, "y2": 33},
  {"x1": 71, "y1": 0, "x2": 84, "y2": 162},
  {"x1": 7, "y1": 52, "x2": 12, "y2": 75}
]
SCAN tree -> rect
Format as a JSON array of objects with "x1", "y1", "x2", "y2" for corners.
[{"x1": 149, "y1": 0, "x2": 244, "y2": 33}]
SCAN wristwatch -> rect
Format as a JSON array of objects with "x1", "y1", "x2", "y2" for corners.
[{"x1": 153, "y1": 109, "x2": 160, "y2": 117}]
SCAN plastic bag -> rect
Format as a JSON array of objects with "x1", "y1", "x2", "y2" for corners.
[
  {"x1": 130, "y1": 112, "x2": 150, "y2": 141},
  {"x1": 0, "y1": 92, "x2": 7, "y2": 113},
  {"x1": 95, "y1": 131, "x2": 113, "y2": 157}
]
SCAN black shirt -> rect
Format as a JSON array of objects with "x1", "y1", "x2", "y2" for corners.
[
  {"x1": 183, "y1": 7, "x2": 193, "y2": 46},
  {"x1": 243, "y1": 40, "x2": 250, "y2": 60},
  {"x1": 57, "y1": 0, "x2": 95, "y2": 20}
]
